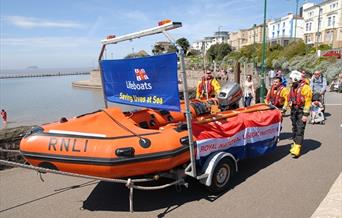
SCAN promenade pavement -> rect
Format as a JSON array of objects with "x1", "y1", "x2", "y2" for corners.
[
  {"x1": 311, "y1": 172, "x2": 342, "y2": 218},
  {"x1": 310, "y1": 94, "x2": 342, "y2": 218}
]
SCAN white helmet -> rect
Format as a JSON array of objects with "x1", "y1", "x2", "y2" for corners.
[{"x1": 289, "y1": 70, "x2": 302, "y2": 83}]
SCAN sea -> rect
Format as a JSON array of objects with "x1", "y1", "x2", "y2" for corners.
[{"x1": 0, "y1": 69, "x2": 138, "y2": 128}]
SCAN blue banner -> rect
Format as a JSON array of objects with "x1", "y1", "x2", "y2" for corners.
[{"x1": 100, "y1": 53, "x2": 180, "y2": 111}]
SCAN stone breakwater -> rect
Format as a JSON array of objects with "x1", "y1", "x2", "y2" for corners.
[
  {"x1": 0, "y1": 126, "x2": 32, "y2": 170},
  {"x1": 0, "y1": 72, "x2": 90, "y2": 79}
]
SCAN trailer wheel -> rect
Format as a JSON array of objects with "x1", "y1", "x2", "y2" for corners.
[{"x1": 208, "y1": 158, "x2": 234, "y2": 193}]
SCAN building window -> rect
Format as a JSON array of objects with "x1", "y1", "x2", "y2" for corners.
[
  {"x1": 326, "y1": 31, "x2": 333, "y2": 42},
  {"x1": 272, "y1": 32, "x2": 275, "y2": 38},
  {"x1": 273, "y1": 25, "x2": 275, "y2": 30},
  {"x1": 283, "y1": 22, "x2": 285, "y2": 27},
  {"x1": 332, "y1": 16, "x2": 336, "y2": 26},
  {"x1": 277, "y1": 30, "x2": 280, "y2": 37},
  {"x1": 330, "y1": 3, "x2": 337, "y2": 10},
  {"x1": 328, "y1": 16, "x2": 332, "y2": 26},
  {"x1": 282, "y1": 29, "x2": 285, "y2": 36},
  {"x1": 319, "y1": 8, "x2": 323, "y2": 14},
  {"x1": 306, "y1": 22, "x2": 312, "y2": 31},
  {"x1": 277, "y1": 23, "x2": 280, "y2": 30}
]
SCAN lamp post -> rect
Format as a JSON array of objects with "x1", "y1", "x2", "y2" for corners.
[
  {"x1": 202, "y1": 40, "x2": 206, "y2": 71},
  {"x1": 218, "y1": 25, "x2": 223, "y2": 33},
  {"x1": 218, "y1": 25, "x2": 224, "y2": 43},
  {"x1": 294, "y1": 0, "x2": 299, "y2": 40},
  {"x1": 253, "y1": 24, "x2": 257, "y2": 70},
  {"x1": 260, "y1": 0, "x2": 267, "y2": 102},
  {"x1": 316, "y1": 6, "x2": 322, "y2": 52}
]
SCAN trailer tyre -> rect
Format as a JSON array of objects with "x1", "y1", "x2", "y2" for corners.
[{"x1": 208, "y1": 158, "x2": 234, "y2": 193}]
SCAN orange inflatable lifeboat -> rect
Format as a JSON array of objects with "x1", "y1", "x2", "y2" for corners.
[
  {"x1": 19, "y1": 99, "x2": 208, "y2": 178},
  {"x1": 19, "y1": 100, "x2": 273, "y2": 179}
]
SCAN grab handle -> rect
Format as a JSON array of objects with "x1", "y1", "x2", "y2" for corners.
[{"x1": 115, "y1": 147, "x2": 135, "y2": 157}]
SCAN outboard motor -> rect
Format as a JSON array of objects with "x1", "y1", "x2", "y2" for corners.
[{"x1": 217, "y1": 82, "x2": 243, "y2": 110}]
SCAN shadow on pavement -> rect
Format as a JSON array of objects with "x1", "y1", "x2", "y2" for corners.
[
  {"x1": 301, "y1": 138, "x2": 321, "y2": 156},
  {"x1": 279, "y1": 132, "x2": 293, "y2": 140},
  {"x1": 0, "y1": 180, "x2": 98, "y2": 213},
  {"x1": 323, "y1": 112, "x2": 331, "y2": 118},
  {"x1": 82, "y1": 139, "x2": 319, "y2": 215}
]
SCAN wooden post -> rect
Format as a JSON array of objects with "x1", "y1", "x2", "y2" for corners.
[{"x1": 234, "y1": 61, "x2": 241, "y2": 84}]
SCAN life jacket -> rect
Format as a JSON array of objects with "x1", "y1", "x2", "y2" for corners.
[
  {"x1": 288, "y1": 81, "x2": 305, "y2": 108},
  {"x1": 269, "y1": 84, "x2": 285, "y2": 107},
  {"x1": 198, "y1": 78, "x2": 214, "y2": 98}
]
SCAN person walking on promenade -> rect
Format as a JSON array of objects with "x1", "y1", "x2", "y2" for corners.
[
  {"x1": 310, "y1": 70, "x2": 327, "y2": 104},
  {"x1": 268, "y1": 69, "x2": 275, "y2": 87},
  {"x1": 301, "y1": 70, "x2": 310, "y2": 85},
  {"x1": 196, "y1": 69, "x2": 221, "y2": 100},
  {"x1": 243, "y1": 74, "x2": 255, "y2": 107},
  {"x1": 218, "y1": 69, "x2": 228, "y2": 82},
  {"x1": 276, "y1": 69, "x2": 287, "y2": 87},
  {"x1": 265, "y1": 77, "x2": 288, "y2": 110},
  {"x1": 286, "y1": 70, "x2": 312, "y2": 158},
  {"x1": 1, "y1": 109, "x2": 7, "y2": 126}
]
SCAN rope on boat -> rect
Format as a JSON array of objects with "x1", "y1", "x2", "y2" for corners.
[
  {"x1": 102, "y1": 109, "x2": 144, "y2": 140},
  {"x1": 0, "y1": 159, "x2": 152, "y2": 184},
  {"x1": 0, "y1": 159, "x2": 186, "y2": 213}
]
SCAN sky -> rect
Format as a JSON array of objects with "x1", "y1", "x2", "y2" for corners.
[{"x1": 0, "y1": 0, "x2": 321, "y2": 70}]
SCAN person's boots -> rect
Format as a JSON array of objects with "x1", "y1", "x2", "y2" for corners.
[
  {"x1": 290, "y1": 143, "x2": 301, "y2": 158},
  {"x1": 290, "y1": 143, "x2": 295, "y2": 154}
]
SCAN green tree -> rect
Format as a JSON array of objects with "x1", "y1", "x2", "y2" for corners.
[
  {"x1": 176, "y1": 38, "x2": 190, "y2": 54},
  {"x1": 152, "y1": 43, "x2": 176, "y2": 55},
  {"x1": 217, "y1": 43, "x2": 232, "y2": 60},
  {"x1": 206, "y1": 43, "x2": 232, "y2": 62},
  {"x1": 281, "y1": 40, "x2": 306, "y2": 59},
  {"x1": 125, "y1": 50, "x2": 149, "y2": 59},
  {"x1": 152, "y1": 44, "x2": 164, "y2": 55}
]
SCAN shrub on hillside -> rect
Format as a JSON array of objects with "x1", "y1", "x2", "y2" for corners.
[
  {"x1": 288, "y1": 54, "x2": 317, "y2": 72},
  {"x1": 272, "y1": 57, "x2": 287, "y2": 70},
  {"x1": 282, "y1": 40, "x2": 307, "y2": 59},
  {"x1": 323, "y1": 59, "x2": 342, "y2": 82}
]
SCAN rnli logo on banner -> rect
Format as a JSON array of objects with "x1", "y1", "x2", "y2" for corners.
[
  {"x1": 135, "y1": 69, "x2": 149, "y2": 81},
  {"x1": 100, "y1": 52, "x2": 181, "y2": 111}
]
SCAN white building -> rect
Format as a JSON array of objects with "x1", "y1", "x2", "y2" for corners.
[
  {"x1": 229, "y1": 24, "x2": 265, "y2": 50},
  {"x1": 267, "y1": 13, "x2": 305, "y2": 46},
  {"x1": 191, "y1": 31, "x2": 229, "y2": 53},
  {"x1": 303, "y1": 0, "x2": 342, "y2": 48}
]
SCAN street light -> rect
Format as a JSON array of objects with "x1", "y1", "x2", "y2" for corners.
[
  {"x1": 294, "y1": 0, "x2": 299, "y2": 40},
  {"x1": 218, "y1": 25, "x2": 224, "y2": 33},
  {"x1": 218, "y1": 25, "x2": 224, "y2": 43},
  {"x1": 253, "y1": 24, "x2": 257, "y2": 69},
  {"x1": 260, "y1": 0, "x2": 267, "y2": 102}
]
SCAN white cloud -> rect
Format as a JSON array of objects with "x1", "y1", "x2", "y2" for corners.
[
  {"x1": 120, "y1": 10, "x2": 150, "y2": 22},
  {"x1": 4, "y1": 16, "x2": 84, "y2": 28},
  {"x1": 1, "y1": 36, "x2": 95, "y2": 48}
]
